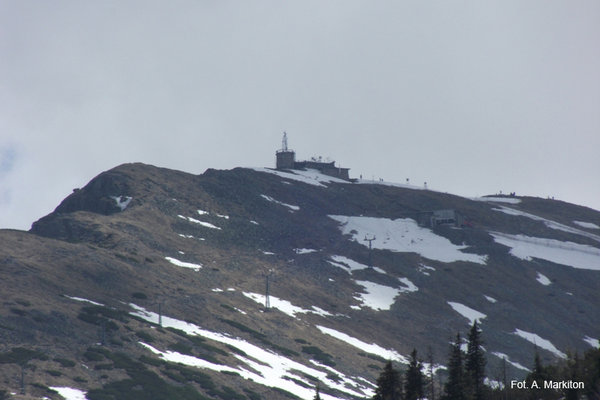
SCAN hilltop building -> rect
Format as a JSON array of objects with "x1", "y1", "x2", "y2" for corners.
[{"x1": 275, "y1": 132, "x2": 350, "y2": 180}]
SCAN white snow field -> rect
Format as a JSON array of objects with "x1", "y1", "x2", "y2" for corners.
[
  {"x1": 513, "y1": 329, "x2": 566, "y2": 358},
  {"x1": 490, "y1": 232, "x2": 600, "y2": 271},
  {"x1": 447, "y1": 302, "x2": 487, "y2": 325},
  {"x1": 329, "y1": 215, "x2": 488, "y2": 264},
  {"x1": 129, "y1": 304, "x2": 373, "y2": 400}
]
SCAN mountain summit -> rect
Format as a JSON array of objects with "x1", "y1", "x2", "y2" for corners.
[{"x1": 1, "y1": 162, "x2": 599, "y2": 399}]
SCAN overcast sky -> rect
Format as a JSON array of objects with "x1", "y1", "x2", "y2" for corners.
[{"x1": 1, "y1": 1, "x2": 599, "y2": 230}]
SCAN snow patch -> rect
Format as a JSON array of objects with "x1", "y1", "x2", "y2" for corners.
[
  {"x1": 447, "y1": 302, "x2": 486, "y2": 325},
  {"x1": 583, "y1": 336, "x2": 599, "y2": 348},
  {"x1": 64, "y1": 296, "x2": 104, "y2": 306},
  {"x1": 491, "y1": 232, "x2": 600, "y2": 271},
  {"x1": 513, "y1": 329, "x2": 566, "y2": 358},
  {"x1": 295, "y1": 248, "x2": 318, "y2": 254},
  {"x1": 491, "y1": 352, "x2": 531, "y2": 372},
  {"x1": 130, "y1": 304, "x2": 372, "y2": 399},
  {"x1": 330, "y1": 215, "x2": 487, "y2": 264},
  {"x1": 493, "y1": 206, "x2": 600, "y2": 242},
  {"x1": 536, "y1": 272, "x2": 551, "y2": 286},
  {"x1": 418, "y1": 264, "x2": 436, "y2": 276},
  {"x1": 316, "y1": 325, "x2": 409, "y2": 364},
  {"x1": 574, "y1": 220, "x2": 600, "y2": 229},
  {"x1": 398, "y1": 277, "x2": 418, "y2": 293},
  {"x1": 242, "y1": 292, "x2": 333, "y2": 317},
  {"x1": 354, "y1": 281, "x2": 400, "y2": 311},
  {"x1": 251, "y1": 167, "x2": 347, "y2": 187},
  {"x1": 260, "y1": 194, "x2": 300, "y2": 211},
  {"x1": 50, "y1": 387, "x2": 88, "y2": 400},
  {"x1": 110, "y1": 195, "x2": 132, "y2": 211},
  {"x1": 165, "y1": 257, "x2": 202, "y2": 271},
  {"x1": 178, "y1": 215, "x2": 222, "y2": 230},
  {"x1": 472, "y1": 196, "x2": 521, "y2": 204}
]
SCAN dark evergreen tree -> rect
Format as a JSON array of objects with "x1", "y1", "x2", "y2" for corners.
[
  {"x1": 525, "y1": 346, "x2": 554, "y2": 400},
  {"x1": 564, "y1": 351, "x2": 581, "y2": 400},
  {"x1": 443, "y1": 333, "x2": 466, "y2": 400},
  {"x1": 426, "y1": 346, "x2": 436, "y2": 400},
  {"x1": 465, "y1": 321, "x2": 486, "y2": 400},
  {"x1": 313, "y1": 382, "x2": 322, "y2": 400},
  {"x1": 374, "y1": 360, "x2": 403, "y2": 400},
  {"x1": 405, "y1": 349, "x2": 424, "y2": 400}
]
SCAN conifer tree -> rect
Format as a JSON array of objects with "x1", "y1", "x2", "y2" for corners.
[
  {"x1": 443, "y1": 333, "x2": 466, "y2": 400},
  {"x1": 465, "y1": 321, "x2": 486, "y2": 400},
  {"x1": 427, "y1": 346, "x2": 436, "y2": 400},
  {"x1": 313, "y1": 382, "x2": 322, "y2": 400},
  {"x1": 374, "y1": 360, "x2": 403, "y2": 400},
  {"x1": 405, "y1": 349, "x2": 424, "y2": 400}
]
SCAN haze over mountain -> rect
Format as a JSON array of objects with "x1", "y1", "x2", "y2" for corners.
[{"x1": 1, "y1": 159, "x2": 599, "y2": 399}]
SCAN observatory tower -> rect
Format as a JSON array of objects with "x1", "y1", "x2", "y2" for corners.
[{"x1": 275, "y1": 132, "x2": 295, "y2": 169}]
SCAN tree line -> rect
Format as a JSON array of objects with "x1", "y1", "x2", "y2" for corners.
[{"x1": 313, "y1": 321, "x2": 600, "y2": 400}]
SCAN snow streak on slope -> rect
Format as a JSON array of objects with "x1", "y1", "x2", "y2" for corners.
[
  {"x1": 316, "y1": 325, "x2": 409, "y2": 364},
  {"x1": 471, "y1": 196, "x2": 521, "y2": 204},
  {"x1": 251, "y1": 167, "x2": 347, "y2": 187},
  {"x1": 493, "y1": 206, "x2": 600, "y2": 242},
  {"x1": 447, "y1": 302, "x2": 486, "y2": 325},
  {"x1": 178, "y1": 214, "x2": 221, "y2": 230},
  {"x1": 260, "y1": 194, "x2": 299, "y2": 211},
  {"x1": 491, "y1": 232, "x2": 600, "y2": 271},
  {"x1": 513, "y1": 329, "x2": 566, "y2": 359},
  {"x1": 165, "y1": 256, "x2": 202, "y2": 271},
  {"x1": 129, "y1": 304, "x2": 372, "y2": 400},
  {"x1": 329, "y1": 215, "x2": 488, "y2": 264},
  {"x1": 242, "y1": 292, "x2": 333, "y2": 317},
  {"x1": 490, "y1": 353, "x2": 530, "y2": 372},
  {"x1": 574, "y1": 221, "x2": 600, "y2": 229}
]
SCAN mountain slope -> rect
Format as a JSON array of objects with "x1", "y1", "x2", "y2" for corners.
[{"x1": 1, "y1": 162, "x2": 599, "y2": 399}]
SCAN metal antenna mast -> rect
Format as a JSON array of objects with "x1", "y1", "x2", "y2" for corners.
[
  {"x1": 364, "y1": 234, "x2": 376, "y2": 268},
  {"x1": 265, "y1": 269, "x2": 274, "y2": 310}
]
